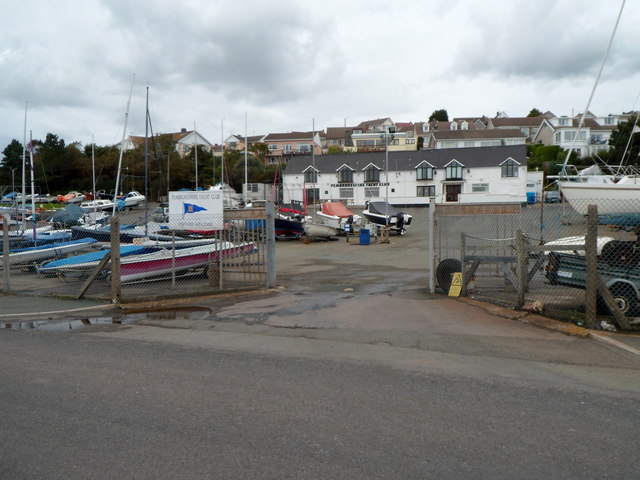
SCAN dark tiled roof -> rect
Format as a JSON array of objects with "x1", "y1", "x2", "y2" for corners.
[
  {"x1": 490, "y1": 116, "x2": 545, "y2": 127},
  {"x1": 282, "y1": 145, "x2": 528, "y2": 174},
  {"x1": 264, "y1": 131, "x2": 318, "y2": 141}
]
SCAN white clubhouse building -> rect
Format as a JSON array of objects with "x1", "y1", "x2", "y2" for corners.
[{"x1": 281, "y1": 145, "x2": 528, "y2": 206}]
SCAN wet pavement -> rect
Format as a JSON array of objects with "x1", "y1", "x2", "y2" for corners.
[{"x1": 1, "y1": 206, "x2": 640, "y2": 356}]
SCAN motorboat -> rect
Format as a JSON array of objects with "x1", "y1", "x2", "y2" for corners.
[
  {"x1": 117, "y1": 191, "x2": 146, "y2": 209},
  {"x1": 361, "y1": 201, "x2": 412, "y2": 234},
  {"x1": 79, "y1": 199, "x2": 115, "y2": 212},
  {"x1": 317, "y1": 201, "x2": 361, "y2": 232},
  {"x1": 303, "y1": 222, "x2": 338, "y2": 239},
  {"x1": 57, "y1": 191, "x2": 86, "y2": 204}
]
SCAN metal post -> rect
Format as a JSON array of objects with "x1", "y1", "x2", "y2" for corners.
[
  {"x1": 429, "y1": 199, "x2": 435, "y2": 294},
  {"x1": 585, "y1": 204, "x2": 598, "y2": 329},
  {"x1": 516, "y1": 229, "x2": 527, "y2": 309},
  {"x1": 460, "y1": 232, "x2": 467, "y2": 297},
  {"x1": 265, "y1": 202, "x2": 276, "y2": 288},
  {"x1": 110, "y1": 216, "x2": 121, "y2": 305},
  {"x1": 3, "y1": 215, "x2": 10, "y2": 292}
]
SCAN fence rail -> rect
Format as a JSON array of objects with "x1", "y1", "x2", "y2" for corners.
[
  {"x1": 433, "y1": 198, "x2": 640, "y2": 331},
  {"x1": 1, "y1": 205, "x2": 276, "y2": 303}
]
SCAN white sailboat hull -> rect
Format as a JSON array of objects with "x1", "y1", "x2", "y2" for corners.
[{"x1": 559, "y1": 181, "x2": 640, "y2": 215}]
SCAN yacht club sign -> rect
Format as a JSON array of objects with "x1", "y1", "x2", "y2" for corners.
[{"x1": 329, "y1": 182, "x2": 390, "y2": 187}]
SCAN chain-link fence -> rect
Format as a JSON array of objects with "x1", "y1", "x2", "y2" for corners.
[
  {"x1": 433, "y1": 196, "x2": 640, "y2": 331},
  {"x1": 1, "y1": 206, "x2": 275, "y2": 303}
]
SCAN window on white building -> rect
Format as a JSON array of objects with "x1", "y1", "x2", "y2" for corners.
[
  {"x1": 339, "y1": 188, "x2": 354, "y2": 199},
  {"x1": 364, "y1": 187, "x2": 379, "y2": 198},
  {"x1": 364, "y1": 165, "x2": 380, "y2": 182},
  {"x1": 445, "y1": 161, "x2": 463, "y2": 180},
  {"x1": 555, "y1": 132, "x2": 562, "y2": 144},
  {"x1": 472, "y1": 183, "x2": 489, "y2": 192},
  {"x1": 464, "y1": 141, "x2": 475, "y2": 147},
  {"x1": 480, "y1": 140, "x2": 501, "y2": 147},
  {"x1": 338, "y1": 167, "x2": 353, "y2": 183},
  {"x1": 304, "y1": 169, "x2": 317, "y2": 183},
  {"x1": 416, "y1": 163, "x2": 433, "y2": 180},
  {"x1": 501, "y1": 159, "x2": 519, "y2": 177},
  {"x1": 417, "y1": 185, "x2": 435, "y2": 197}
]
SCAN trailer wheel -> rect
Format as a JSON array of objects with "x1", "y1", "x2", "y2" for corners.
[
  {"x1": 436, "y1": 258, "x2": 462, "y2": 293},
  {"x1": 609, "y1": 283, "x2": 638, "y2": 316}
]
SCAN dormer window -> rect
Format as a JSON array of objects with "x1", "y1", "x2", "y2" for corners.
[
  {"x1": 304, "y1": 167, "x2": 318, "y2": 183},
  {"x1": 461, "y1": 121, "x2": 468, "y2": 130},
  {"x1": 364, "y1": 164, "x2": 380, "y2": 182},
  {"x1": 558, "y1": 117, "x2": 570, "y2": 126},
  {"x1": 445, "y1": 160, "x2": 463, "y2": 180},
  {"x1": 337, "y1": 165, "x2": 353, "y2": 183},
  {"x1": 451, "y1": 122, "x2": 458, "y2": 130},
  {"x1": 500, "y1": 158, "x2": 520, "y2": 177},
  {"x1": 416, "y1": 161, "x2": 434, "y2": 180}
]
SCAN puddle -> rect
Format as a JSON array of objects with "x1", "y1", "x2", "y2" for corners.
[{"x1": 1, "y1": 306, "x2": 212, "y2": 331}]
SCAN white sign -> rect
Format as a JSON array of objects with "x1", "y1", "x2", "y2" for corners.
[{"x1": 168, "y1": 191, "x2": 224, "y2": 230}]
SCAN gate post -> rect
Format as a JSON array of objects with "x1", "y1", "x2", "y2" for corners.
[
  {"x1": 110, "y1": 216, "x2": 121, "y2": 305},
  {"x1": 429, "y1": 198, "x2": 435, "y2": 294},
  {"x1": 265, "y1": 202, "x2": 276, "y2": 288},
  {"x1": 516, "y1": 229, "x2": 527, "y2": 309},
  {"x1": 585, "y1": 204, "x2": 598, "y2": 329},
  {"x1": 2, "y1": 215, "x2": 10, "y2": 292}
]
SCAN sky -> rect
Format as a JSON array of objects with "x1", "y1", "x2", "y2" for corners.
[{"x1": 1, "y1": 0, "x2": 639, "y2": 153}]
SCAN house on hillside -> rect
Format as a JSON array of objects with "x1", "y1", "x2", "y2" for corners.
[
  {"x1": 224, "y1": 134, "x2": 266, "y2": 152},
  {"x1": 532, "y1": 111, "x2": 634, "y2": 157},
  {"x1": 117, "y1": 128, "x2": 215, "y2": 158},
  {"x1": 262, "y1": 131, "x2": 324, "y2": 164},
  {"x1": 325, "y1": 127, "x2": 354, "y2": 151},
  {"x1": 282, "y1": 145, "x2": 528, "y2": 206},
  {"x1": 427, "y1": 129, "x2": 527, "y2": 149},
  {"x1": 487, "y1": 116, "x2": 545, "y2": 142}
]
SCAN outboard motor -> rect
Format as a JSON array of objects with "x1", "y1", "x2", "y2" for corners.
[{"x1": 396, "y1": 213, "x2": 404, "y2": 231}]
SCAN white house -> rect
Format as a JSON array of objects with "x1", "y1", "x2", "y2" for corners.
[
  {"x1": 532, "y1": 111, "x2": 635, "y2": 157},
  {"x1": 282, "y1": 145, "x2": 528, "y2": 206}
]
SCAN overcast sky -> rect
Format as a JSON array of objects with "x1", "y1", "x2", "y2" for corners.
[{"x1": 1, "y1": 0, "x2": 638, "y2": 152}]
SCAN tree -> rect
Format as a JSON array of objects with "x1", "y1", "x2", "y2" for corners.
[
  {"x1": 0, "y1": 139, "x2": 24, "y2": 186},
  {"x1": 528, "y1": 108, "x2": 542, "y2": 117},
  {"x1": 250, "y1": 142, "x2": 269, "y2": 162},
  {"x1": 327, "y1": 145, "x2": 344, "y2": 155},
  {"x1": 428, "y1": 109, "x2": 448, "y2": 122},
  {"x1": 604, "y1": 118, "x2": 640, "y2": 166}
]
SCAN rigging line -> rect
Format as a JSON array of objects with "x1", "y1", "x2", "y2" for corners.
[{"x1": 562, "y1": 0, "x2": 626, "y2": 169}]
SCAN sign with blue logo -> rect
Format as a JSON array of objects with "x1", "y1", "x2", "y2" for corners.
[{"x1": 168, "y1": 191, "x2": 224, "y2": 229}]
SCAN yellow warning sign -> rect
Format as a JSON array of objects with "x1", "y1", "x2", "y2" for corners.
[{"x1": 448, "y1": 272, "x2": 463, "y2": 297}]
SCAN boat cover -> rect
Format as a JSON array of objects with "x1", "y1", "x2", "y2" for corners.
[
  {"x1": 366, "y1": 201, "x2": 403, "y2": 216},
  {"x1": 321, "y1": 202, "x2": 355, "y2": 218}
]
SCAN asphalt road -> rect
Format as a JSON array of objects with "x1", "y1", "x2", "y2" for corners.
[
  {"x1": 2, "y1": 306, "x2": 640, "y2": 479},
  {"x1": 2, "y1": 205, "x2": 640, "y2": 478}
]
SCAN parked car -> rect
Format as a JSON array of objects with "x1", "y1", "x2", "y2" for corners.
[{"x1": 545, "y1": 191, "x2": 561, "y2": 203}]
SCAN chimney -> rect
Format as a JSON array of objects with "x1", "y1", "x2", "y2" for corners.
[{"x1": 181, "y1": 128, "x2": 187, "y2": 133}]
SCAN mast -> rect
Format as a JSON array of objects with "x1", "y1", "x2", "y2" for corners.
[
  {"x1": 221, "y1": 118, "x2": 225, "y2": 186},
  {"x1": 561, "y1": 0, "x2": 625, "y2": 170},
  {"x1": 194, "y1": 121, "x2": 198, "y2": 190},
  {"x1": 144, "y1": 86, "x2": 149, "y2": 234},
  {"x1": 244, "y1": 111, "x2": 248, "y2": 205},
  {"x1": 112, "y1": 74, "x2": 135, "y2": 216},
  {"x1": 21, "y1": 101, "x2": 27, "y2": 230},
  {"x1": 29, "y1": 131, "x2": 36, "y2": 243},
  {"x1": 91, "y1": 135, "x2": 96, "y2": 214}
]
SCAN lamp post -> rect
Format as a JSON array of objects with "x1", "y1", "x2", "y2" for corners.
[{"x1": 381, "y1": 126, "x2": 396, "y2": 223}]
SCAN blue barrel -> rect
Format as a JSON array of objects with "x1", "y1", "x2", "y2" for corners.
[
  {"x1": 359, "y1": 228, "x2": 370, "y2": 245},
  {"x1": 527, "y1": 192, "x2": 536, "y2": 204}
]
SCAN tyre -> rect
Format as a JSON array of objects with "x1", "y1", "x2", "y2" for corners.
[
  {"x1": 436, "y1": 258, "x2": 462, "y2": 293},
  {"x1": 610, "y1": 283, "x2": 638, "y2": 316}
]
